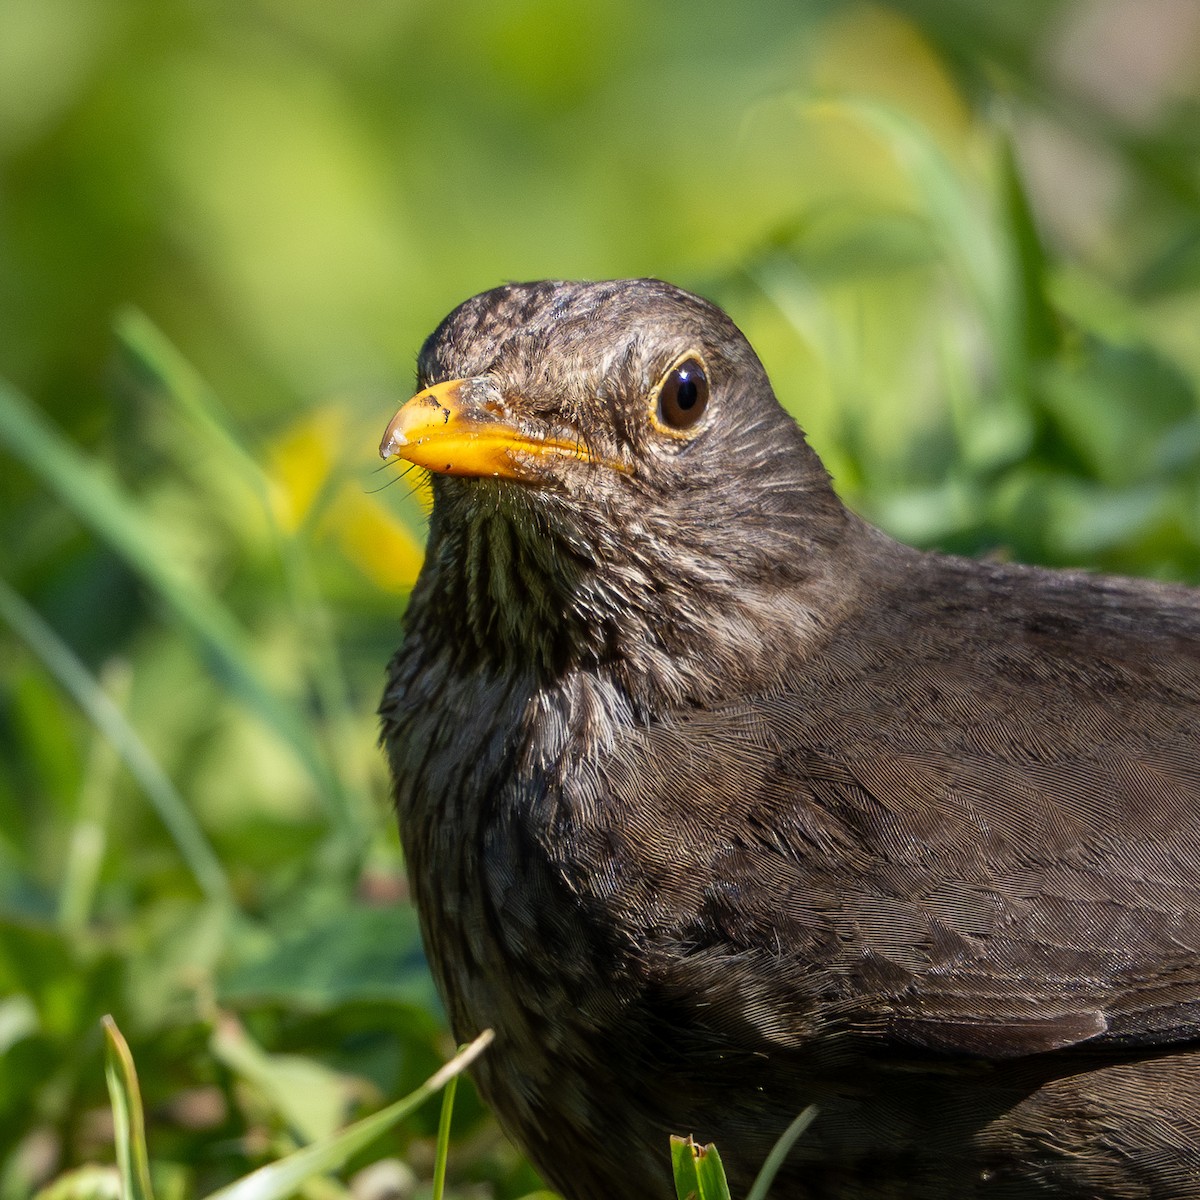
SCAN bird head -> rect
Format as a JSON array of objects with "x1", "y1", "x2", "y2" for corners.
[{"x1": 381, "y1": 279, "x2": 861, "y2": 707}]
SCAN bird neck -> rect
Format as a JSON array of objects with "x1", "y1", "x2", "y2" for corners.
[{"x1": 399, "y1": 490, "x2": 878, "y2": 724}]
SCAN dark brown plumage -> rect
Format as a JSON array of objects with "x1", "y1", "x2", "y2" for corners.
[{"x1": 379, "y1": 279, "x2": 1200, "y2": 1199}]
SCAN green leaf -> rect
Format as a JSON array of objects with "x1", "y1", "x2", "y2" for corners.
[
  {"x1": 209, "y1": 1012, "x2": 361, "y2": 1145},
  {"x1": 671, "y1": 1135, "x2": 701, "y2": 1200},
  {"x1": 201, "y1": 1029, "x2": 493, "y2": 1200},
  {"x1": 670, "y1": 1107, "x2": 816, "y2": 1200},
  {"x1": 34, "y1": 1166, "x2": 122, "y2": 1200},
  {"x1": 997, "y1": 132, "x2": 1058, "y2": 364},
  {"x1": 694, "y1": 1142, "x2": 732, "y2": 1200},
  {"x1": 670, "y1": 1135, "x2": 730, "y2": 1200},
  {"x1": 1039, "y1": 343, "x2": 1199, "y2": 486},
  {"x1": 102, "y1": 1016, "x2": 155, "y2": 1200}
]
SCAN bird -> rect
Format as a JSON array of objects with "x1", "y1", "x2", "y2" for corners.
[{"x1": 378, "y1": 278, "x2": 1200, "y2": 1200}]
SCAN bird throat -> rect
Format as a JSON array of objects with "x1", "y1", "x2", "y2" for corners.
[
  {"x1": 404, "y1": 491, "x2": 594, "y2": 674},
  {"x1": 401, "y1": 476, "x2": 869, "y2": 726}
]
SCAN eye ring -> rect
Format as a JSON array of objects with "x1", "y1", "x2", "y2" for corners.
[{"x1": 649, "y1": 352, "x2": 710, "y2": 437}]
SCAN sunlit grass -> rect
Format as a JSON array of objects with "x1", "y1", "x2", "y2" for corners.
[{"x1": 3, "y1": 1, "x2": 1200, "y2": 1196}]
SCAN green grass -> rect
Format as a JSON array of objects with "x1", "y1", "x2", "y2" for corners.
[
  {"x1": 96, "y1": 1017, "x2": 495, "y2": 1200},
  {"x1": 671, "y1": 1108, "x2": 817, "y2": 1200},
  {"x1": 2, "y1": 0, "x2": 1200, "y2": 1196}
]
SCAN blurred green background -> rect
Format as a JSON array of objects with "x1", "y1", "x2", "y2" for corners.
[{"x1": 3, "y1": 0, "x2": 1200, "y2": 1196}]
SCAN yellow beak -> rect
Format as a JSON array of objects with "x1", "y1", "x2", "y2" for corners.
[{"x1": 379, "y1": 378, "x2": 601, "y2": 480}]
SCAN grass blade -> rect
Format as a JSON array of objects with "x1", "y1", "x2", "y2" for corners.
[
  {"x1": 102, "y1": 1017, "x2": 156, "y2": 1200},
  {"x1": 670, "y1": 1135, "x2": 730, "y2": 1200},
  {"x1": 694, "y1": 1142, "x2": 732, "y2": 1200},
  {"x1": 114, "y1": 313, "x2": 377, "y2": 843},
  {"x1": 430, "y1": 1058, "x2": 460, "y2": 1200},
  {"x1": 744, "y1": 1106, "x2": 818, "y2": 1200},
  {"x1": 114, "y1": 309, "x2": 271, "y2": 488},
  {"x1": 996, "y1": 132, "x2": 1059, "y2": 364},
  {"x1": 798, "y1": 96, "x2": 1008, "y2": 343},
  {"x1": 0, "y1": 378, "x2": 351, "y2": 841},
  {"x1": 201, "y1": 1030, "x2": 494, "y2": 1200},
  {"x1": 0, "y1": 577, "x2": 229, "y2": 903},
  {"x1": 58, "y1": 660, "x2": 131, "y2": 932},
  {"x1": 671, "y1": 1135, "x2": 702, "y2": 1200}
]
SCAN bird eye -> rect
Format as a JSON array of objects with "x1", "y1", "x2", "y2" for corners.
[{"x1": 654, "y1": 356, "x2": 709, "y2": 433}]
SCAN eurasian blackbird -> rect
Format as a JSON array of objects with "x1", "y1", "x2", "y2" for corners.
[{"x1": 379, "y1": 279, "x2": 1200, "y2": 1200}]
